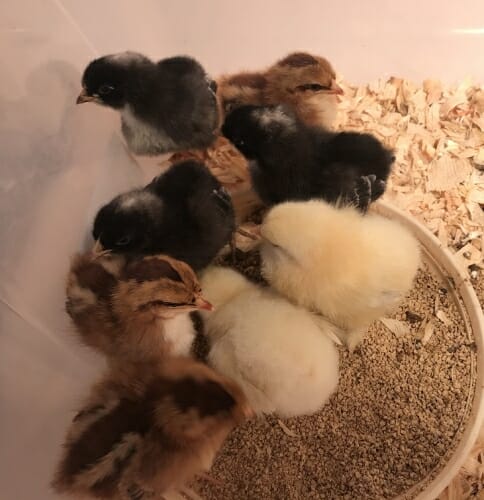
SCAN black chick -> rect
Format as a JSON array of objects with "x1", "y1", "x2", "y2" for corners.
[
  {"x1": 92, "y1": 161, "x2": 235, "y2": 271},
  {"x1": 77, "y1": 51, "x2": 218, "y2": 155},
  {"x1": 222, "y1": 105, "x2": 393, "y2": 211}
]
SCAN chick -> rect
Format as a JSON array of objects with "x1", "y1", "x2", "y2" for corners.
[
  {"x1": 92, "y1": 160, "x2": 235, "y2": 270},
  {"x1": 77, "y1": 51, "x2": 218, "y2": 155},
  {"x1": 199, "y1": 266, "x2": 340, "y2": 418},
  {"x1": 52, "y1": 356, "x2": 252, "y2": 499},
  {"x1": 217, "y1": 52, "x2": 342, "y2": 128},
  {"x1": 217, "y1": 71, "x2": 268, "y2": 119},
  {"x1": 264, "y1": 52, "x2": 343, "y2": 128},
  {"x1": 260, "y1": 200, "x2": 421, "y2": 351},
  {"x1": 66, "y1": 251, "x2": 213, "y2": 361},
  {"x1": 222, "y1": 104, "x2": 393, "y2": 211}
]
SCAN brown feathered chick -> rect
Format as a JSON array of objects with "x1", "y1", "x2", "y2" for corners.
[
  {"x1": 52, "y1": 356, "x2": 253, "y2": 499},
  {"x1": 66, "y1": 251, "x2": 212, "y2": 362},
  {"x1": 217, "y1": 71, "x2": 268, "y2": 121},
  {"x1": 264, "y1": 52, "x2": 343, "y2": 128}
]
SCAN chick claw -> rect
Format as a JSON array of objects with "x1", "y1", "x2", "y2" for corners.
[
  {"x1": 212, "y1": 187, "x2": 232, "y2": 212},
  {"x1": 352, "y1": 174, "x2": 385, "y2": 213}
]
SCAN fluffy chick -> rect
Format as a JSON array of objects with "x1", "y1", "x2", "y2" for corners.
[
  {"x1": 217, "y1": 71, "x2": 268, "y2": 119},
  {"x1": 92, "y1": 160, "x2": 235, "y2": 271},
  {"x1": 222, "y1": 104, "x2": 393, "y2": 211},
  {"x1": 66, "y1": 251, "x2": 213, "y2": 362},
  {"x1": 264, "y1": 52, "x2": 343, "y2": 128},
  {"x1": 52, "y1": 356, "x2": 252, "y2": 499},
  {"x1": 199, "y1": 266, "x2": 340, "y2": 418},
  {"x1": 260, "y1": 201, "x2": 421, "y2": 351},
  {"x1": 77, "y1": 51, "x2": 218, "y2": 155},
  {"x1": 217, "y1": 52, "x2": 341, "y2": 128}
]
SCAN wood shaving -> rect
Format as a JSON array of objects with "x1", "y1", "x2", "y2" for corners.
[
  {"x1": 380, "y1": 317, "x2": 411, "y2": 337},
  {"x1": 420, "y1": 320, "x2": 435, "y2": 346},
  {"x1": 436, "y1": 310, "x2": 453, "y2": 327},
  {"x1": 334, "y1": 76, "x2": 484, "y2": 275},
  {"x1": 277, "y1": 419, "x2": 298, "y2": 438}
]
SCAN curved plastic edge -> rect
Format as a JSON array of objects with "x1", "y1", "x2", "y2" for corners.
[{"x1": 372, "y1": 200, "x2": 484, "y2": 500}]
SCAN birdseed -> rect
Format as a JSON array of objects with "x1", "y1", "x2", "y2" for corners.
[{"x1": 196, "y1": 250, "x2": 477, "y2": 499}]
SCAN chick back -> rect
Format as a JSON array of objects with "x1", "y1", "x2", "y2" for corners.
[
  {"x1": 150, "y1": 161, "x2": 235, "y2": 270},
  {"x1": 149, "y1": 56, "x2": 218, "y2": 149}
]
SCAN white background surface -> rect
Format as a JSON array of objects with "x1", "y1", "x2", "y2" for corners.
[{"x1": 1, "y1": 1, "x2": 483, "y2": 498}]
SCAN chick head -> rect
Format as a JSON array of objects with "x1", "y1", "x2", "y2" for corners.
[
  {"x1": 260, "y1": 200, "x2": 359, "y2": 289},
  {"x1": 199, "y1": 266, "x2": 254, "y2": 311},
  {"x1": 77, "y1": 51, "x2": 151, "y2": 108},
  {"x1": 217, "y1": 72, "x2": 267, "y2": 119},
  {"x1": 264, "y1": 52, "x2": 343, "y2": 127},
  {"x1": 92, "y1": 189, "x2": 163, "y2": 254},
  {"x1": 113, "y1": 254, "x2": 213, "y2": 322},
  {"x1": 65, "y1": 251, "x2": 126, "y2": 318},
  {"x1": 222, "y1": 104, "x2": 298, "y2": 158},
  {"x1": 151, "y1": 357, "x2": 253, "y2": 440},
  {"x1": 265, "y1": 52, "x2": 342, "y2": 98}
]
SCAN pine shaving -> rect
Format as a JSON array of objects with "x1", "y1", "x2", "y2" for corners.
[
  {"x1": 420, "y1": 320, "x2": 435, "y2": 346},
  {"x1": 436, "y1": 310, "x2": 452, "y2": 326},
  {"x1": 277, "y1": 419, "x2": 298, "y2": 438},
  {"x1": 335, "y1": 76, "x2": 484, "y2": 274},
  {"x1": 380, "y1": 317, "x2": 411, "y2": 337}
]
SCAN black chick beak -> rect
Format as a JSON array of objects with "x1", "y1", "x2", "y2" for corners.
[{"x1": 76, "y1": 88, "x2": 95, "y2": 104}]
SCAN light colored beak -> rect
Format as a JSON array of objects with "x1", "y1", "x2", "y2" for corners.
[
  {"x1": 92, "y1": 239, "x2": 103, "y2": 254},
  {"x1": 327, "y1": 81, "x2": 344, "y2": 95},
  {"x1": 195, "y1": 296, "x2": 214, "y2": 311},
  {"x1": 243, "y1": 404, "x2": 255, "y2": 419},
  {"x1": 76, "y1": 88, "x2": 96, "y2": 104}
]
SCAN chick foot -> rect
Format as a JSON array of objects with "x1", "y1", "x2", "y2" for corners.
[{"x1": 352, "y1": 175, "x2": 386, "y2": 212}]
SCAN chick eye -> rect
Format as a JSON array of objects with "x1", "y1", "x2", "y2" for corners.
[
  {"x1": 116, "y1": 235, "x2": 132, "y2": 246},
  {"x1": 296, "y1": 83, "x2": 330, "y2": 92},
  {"x1": 99, "y1": 84, "x2": 115, "y2": 95}
]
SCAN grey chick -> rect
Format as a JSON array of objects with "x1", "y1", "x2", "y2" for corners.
[{"x1": 77, "y1": 51, "x2": 219, "y2": 155}]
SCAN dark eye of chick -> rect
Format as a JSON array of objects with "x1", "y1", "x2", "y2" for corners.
[
  {"x1": 139, "y1": 300, "x2": 181, "y2": 311},
  {"x1": 296, "y1": 83, "x2": 330, "y2": 92},
  {"x1": 116, "y1": 235, "x2": 132, "y2": 246},
  {"x1": 99, "y1": 84, "x2": 115, "y2": 95}
]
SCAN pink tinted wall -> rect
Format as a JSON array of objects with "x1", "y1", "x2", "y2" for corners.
[{"x1": 0, "y1": 1, "x2": 483, "y2": 499}]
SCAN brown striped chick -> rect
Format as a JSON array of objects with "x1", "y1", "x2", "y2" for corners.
[
  {"x1": 217, "y1": 71, "x2": 268, "y2": 121},
  {"x1": 66, "y1": 251, "x2": 213, "y2": 362},
  {"x1": 51, "y1": 356, "x2": 253, "y2": 499},
  {"x1": 263, "y1": 52, "x2": 343, "y2": 129}
]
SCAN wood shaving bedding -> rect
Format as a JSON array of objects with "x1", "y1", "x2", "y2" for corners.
[{"x1": 334, "y1": 77, "x2": 484, "y2": 278}]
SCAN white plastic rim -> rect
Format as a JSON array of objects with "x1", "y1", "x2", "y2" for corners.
[{"x1": 372, "y1": 200, "x2": 484, "y2": 500}]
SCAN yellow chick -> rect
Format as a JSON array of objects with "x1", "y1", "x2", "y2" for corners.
[
  {"x1": 199, "y1": 266, "x2": 340, "y2": 417},
  {"x1": 260, "y1": 200, "x2": 421, "y2": 351},
  {"x1": 52, "y1": 356, "x2": 252, "y2": 499}
]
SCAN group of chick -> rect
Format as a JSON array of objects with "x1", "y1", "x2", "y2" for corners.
[{"x1": 52, "y1": 50, "x2": 421, "y2": 499}]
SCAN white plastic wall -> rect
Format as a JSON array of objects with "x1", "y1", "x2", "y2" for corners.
[{"x1": 1, "y1": 1, "x2": 483, "y2": 498}]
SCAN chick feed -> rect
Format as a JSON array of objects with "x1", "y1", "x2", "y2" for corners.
[{"x1": 195, "y1": 251, "x2": 477, "y2": 499}]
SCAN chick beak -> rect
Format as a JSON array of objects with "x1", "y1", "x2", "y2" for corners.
[
  {"x1": 92, "y1": 239, "x2": 103, "y2": 254},
  {"x1": 242, "y1": 404, "x2": 255, "y2": 419},
  {"x1": 195, "y1": 296, "x2": 214, "y2": 311},
  {"x1": 76, "y1": 88, "x2": 95, "y2": 104},
  {"x1": 328, "y1": 81, "x2": 344, "y2": 95}
]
